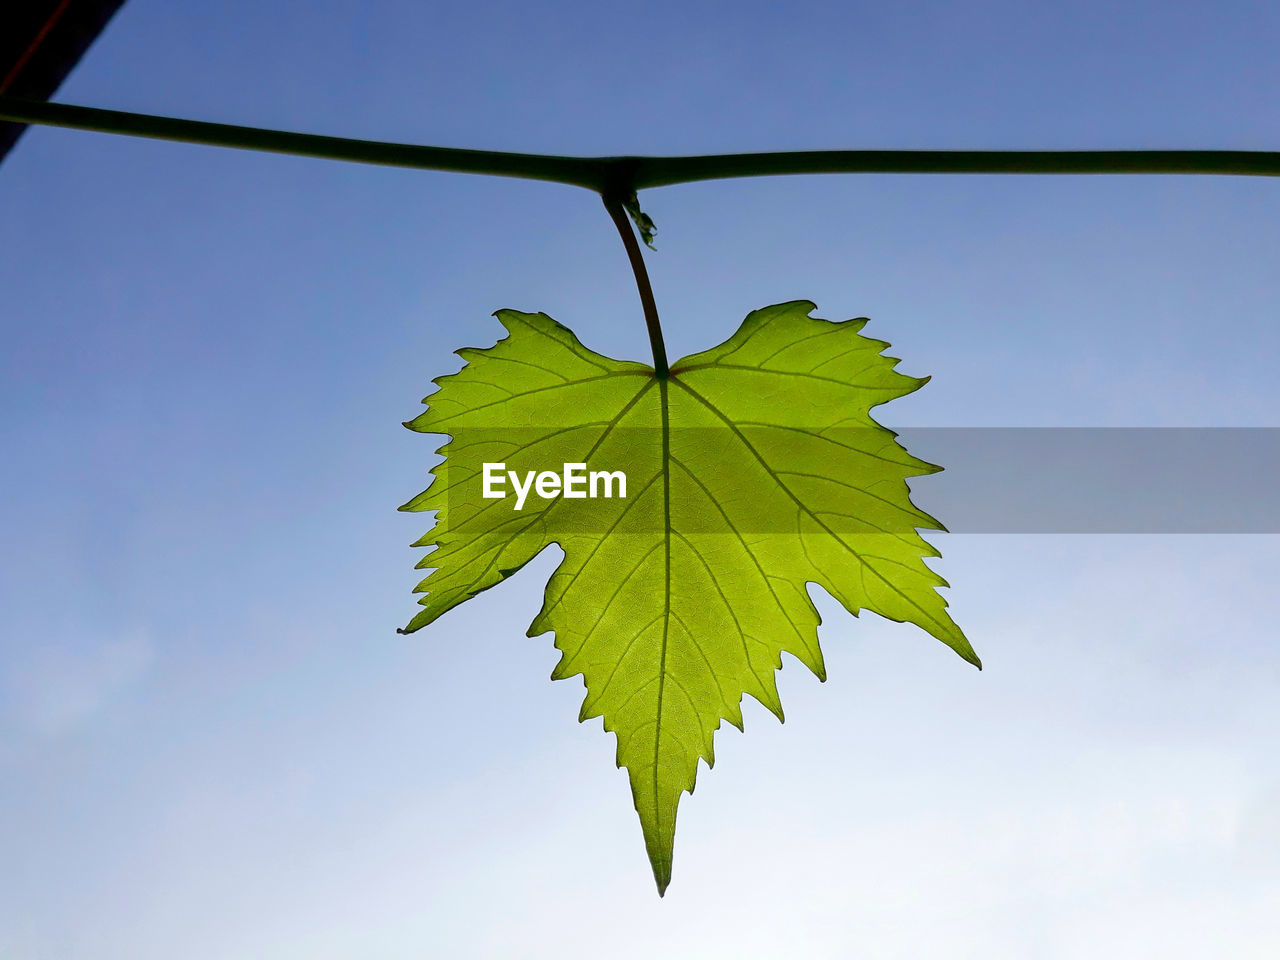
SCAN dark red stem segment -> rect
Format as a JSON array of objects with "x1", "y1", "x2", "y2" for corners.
[{"x1": 604, "y1": 193, "x2": 668, "y2": 378}]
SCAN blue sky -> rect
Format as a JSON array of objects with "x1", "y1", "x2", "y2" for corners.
[{"x1": 2, "y1": 1, "x2": 1278, "y2": 956}]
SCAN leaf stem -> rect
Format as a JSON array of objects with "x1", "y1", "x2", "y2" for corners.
[
  {"x1": 4, "y1": 96, "x2": 1279, "y2": 187},
  {"x1": 604, "y1": 193, "x2": 668, "y2": 378}
]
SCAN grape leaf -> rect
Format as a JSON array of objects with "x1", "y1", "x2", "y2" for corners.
[{"x1": 400, "y1": 300, "x2": 979, "y2": 894}]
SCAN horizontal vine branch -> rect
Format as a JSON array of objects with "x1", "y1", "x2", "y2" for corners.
[{"x1": 3, "y1": 96, "x2": 1279, "y2": 191}]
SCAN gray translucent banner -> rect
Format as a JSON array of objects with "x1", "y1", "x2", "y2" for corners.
[
  {"x1": 429, "y1": 427, "x2": 1280, "y2": 534},
  {"x1": 901, "y1": 428, "x2": 1280, "y2": 533}
]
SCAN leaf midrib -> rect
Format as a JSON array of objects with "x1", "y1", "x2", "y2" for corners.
[{"x1": 653, "y1": 376, "x2": 672, "y2": 881}]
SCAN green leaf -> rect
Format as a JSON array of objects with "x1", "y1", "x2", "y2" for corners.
[
  {"x1": 400, "y1": 300, "x2": 978, "y2": 894},
  {"x1": 621, "y1": 192, "x2": 658, "y2": 250}
]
